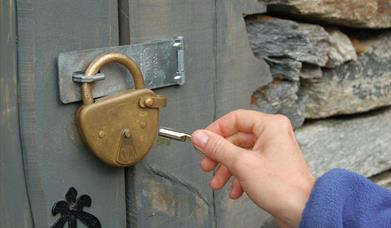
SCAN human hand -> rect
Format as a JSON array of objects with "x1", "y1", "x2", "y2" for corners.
[{"x1": 191, "y1": 110, "x2": 315, "y2": 228}]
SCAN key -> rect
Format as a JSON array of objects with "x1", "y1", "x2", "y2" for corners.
[{"x1": 157, "y1": 128, "x2": 192, "y2": 145}]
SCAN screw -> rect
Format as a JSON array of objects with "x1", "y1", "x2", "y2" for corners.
[
  {"x1": 173, "y1": 36, "x2": 184, "y2": 48},
  {"x1": 174, "y1": 74, "x2": 183, "y2": 84}
]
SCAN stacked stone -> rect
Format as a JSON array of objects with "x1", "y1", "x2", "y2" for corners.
[
  {"x1": 247, "y1": 3, "x2": 391, "y2": 128},
  {"x1": 247, "y1": 1, "x2": 391, "y2": 190},
  {"x1": 264, "y1": 0, "x2": 391, "y2": 29}
]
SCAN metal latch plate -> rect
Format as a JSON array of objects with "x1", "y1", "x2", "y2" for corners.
[{"x1": 58, "y1": 37, "x2": 185, "y2": 104}]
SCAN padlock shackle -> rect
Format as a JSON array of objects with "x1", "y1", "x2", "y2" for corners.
[{"x1": 81, "y1": 53, "x2": 145, "y2": 104}]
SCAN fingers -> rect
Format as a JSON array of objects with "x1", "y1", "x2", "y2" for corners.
[
  {"x1": 206, "y1": 132, "x2": 256, "y2": 189},
  {"x1": 200, "y1": 132, "x2": 256, "y2": 172},
  {"x1": 229, "y1": 178, "x2": 244, "y2": 200},
  {"x1": 226, "y1": 132, "x2": 257, "y2": 149},
  {"x1": 192, "y1": 130, "x2": 246, "y2": 169},
  {"x1": 210, "y1": 165, "x2": 231, "y2": 190},
  {"x1": 200, "y1": 157, "x2": 217, "y2": 172},
  {"x1": 205, "y1": 109, "x2": 272, "y2": 138}
]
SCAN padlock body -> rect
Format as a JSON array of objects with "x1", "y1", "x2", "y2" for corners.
[{"x1": 76, "y1": 89, "x2": 159, "y2": 167}]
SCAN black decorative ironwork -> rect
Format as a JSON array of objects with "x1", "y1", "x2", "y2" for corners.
[{"x1": 51, "y1": 187, "x2": 101, "y2": 228}]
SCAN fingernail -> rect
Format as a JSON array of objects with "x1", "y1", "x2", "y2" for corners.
[
  {"x1": 192, "y1": 131, "x2": 209, "y2": 148},
  {"x1": 210, "y1": 178, "x2": 218, "y2": 189}
]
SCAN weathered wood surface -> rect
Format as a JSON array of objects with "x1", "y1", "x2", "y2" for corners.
[
  {"x1": 16, "y1": 1, "x2": 125, "y2": 227},
  {"x1": 124, "y1": 0, "x2": 216, "y2": 227},
  {"x1": 0, "y1": 0, "x2": 33, "y2": 227},
  {"x1": 297, "y1": 107, "x2": 391, "y2": 178},
  {"x1": 215, "y1": 1, "x2": 273, "y2": 227},
  {"x1": 216, "y1": 0, "x2": 272, "y2": 116}
]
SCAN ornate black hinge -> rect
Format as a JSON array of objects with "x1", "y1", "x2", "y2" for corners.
[{"x1": 51, "y1": 187, "x2": 101, "y2": 228}]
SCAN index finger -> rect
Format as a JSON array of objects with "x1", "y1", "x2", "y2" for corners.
[{"x1": 206, "y1": 109, "x2": 272, "y2": 138}]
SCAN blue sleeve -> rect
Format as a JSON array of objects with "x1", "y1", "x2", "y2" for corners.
[{"x1": 300, "y1": 168, "x2": 391, "y2": 228}]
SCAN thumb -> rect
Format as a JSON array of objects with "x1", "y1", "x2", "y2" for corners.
[{"x1": 192, "y1": 130, "x2": 244, "y2": 168}]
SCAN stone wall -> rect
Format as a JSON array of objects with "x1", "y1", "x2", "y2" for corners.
[
  {"x1": 247, "y1": 1, "x2": 391, "y2": 189},
  {"x1": 248, "y1": 16, "x2": 391, "y2": 128}
]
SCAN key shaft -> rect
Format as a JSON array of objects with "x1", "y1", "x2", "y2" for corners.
[{"x1": 158, "y1": 128, "x2": 192, "y2": 143}]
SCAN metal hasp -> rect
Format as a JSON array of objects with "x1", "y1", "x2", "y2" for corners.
[{"x1": 58, "y1": 36, "x2": 185, "y2": 104}]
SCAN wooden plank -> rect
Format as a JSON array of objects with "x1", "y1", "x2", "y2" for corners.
[
  {"x1": 15, "y1": 1, "x2": 126, "y2": 227},
  {"x1": 124, "y1": 0, "x2": 216, "y2": 227},
  {"x1": 215, "y1": 0, "x2": 271, "y2": 115},
  {"x1": 215, "y1": 1, "x2": 274, "y2": 227},
  {"x1": 0, "y1": 0, "x2": 33, "y2": 227}
]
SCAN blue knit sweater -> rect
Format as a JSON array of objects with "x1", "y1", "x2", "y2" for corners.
[{"x1": 300, "y1": 169, "x2": 391, "y2": 228}]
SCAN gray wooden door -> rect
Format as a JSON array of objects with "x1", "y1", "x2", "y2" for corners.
[
  {"x1": 2, "y1": 0, "x2": 126, "y2": 227},
  {"x1": 1, "y1": 0, "x2": 271, "y2": 227},
  {"x1": 122, "y1": 1, "x2": 271, "y2": 227}
]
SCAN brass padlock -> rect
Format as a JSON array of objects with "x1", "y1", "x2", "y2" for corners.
[{"x1": 76, "y1": 53, "x2": 167, "y2": 167}]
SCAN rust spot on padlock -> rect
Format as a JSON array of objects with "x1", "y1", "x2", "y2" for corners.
[{"x1": 76, "y1": 53, "x2": 167, "y2": 167}]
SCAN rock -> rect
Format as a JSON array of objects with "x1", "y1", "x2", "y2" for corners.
[
  {"x1": 263, "y1": 0, "x2": 391, "y2": 29},
  {"x1": 302, "y1": 31, "x2": 391, "y2": 119},
  {"x1": 300, "y1": 64, "x2": 322, "y2": 79},
  {"x1": 246, "y1": 16, "x2": 356, "y2": 68},
  {"x1": 296, "y1": 107, "x2": 391, "y2": 177},
  {"x1": 371, "y1": 170, "x2": 391, "y2": 190},
  {"x1": 251, "y1": 64, "x2": 323, "y2": 128},
  {"x1": 265, "y1": 58, "x2": 323, "y2": 81},
  {"x1": 264, "y1": 57, "x2": 302, "y2": 81},
  {"x1": 326, "y1": 28, "x2": 358, "y2": 68},
  {"x1": 246, "y1": 15, "x2": 330, "y2": 66},
  {"x1": 247, "y1": 16, "x2": 390, "y2": 126},
  {"x1": 251, "y1": 80, "x2": 307, "y2": 128}
]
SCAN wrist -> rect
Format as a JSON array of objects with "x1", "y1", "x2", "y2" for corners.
[{"x1": 275, "y1": 175, "x2": 315, "y2": 227}]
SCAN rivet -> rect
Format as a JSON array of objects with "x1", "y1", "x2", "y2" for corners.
[
  {"x1": 123, "y1": 129, "x2": 131, "y2": 138},
  {"x1": 139, "y1": 121, "x2": 147, "y2": 128},
  {"x1": 144, "y1": 98, "x2": 154, "y2": 107},
  {"x1": 98, "y1": 130, "x2": 105, "y2": 138}
]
